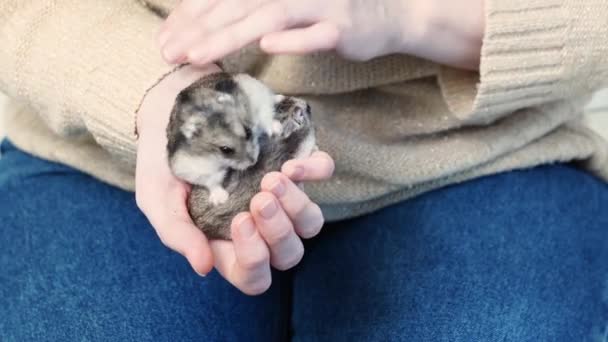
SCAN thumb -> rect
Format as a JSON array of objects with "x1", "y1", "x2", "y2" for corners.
[{"x1": 155, "y1": 218, "x2": 215, "y2": 276}]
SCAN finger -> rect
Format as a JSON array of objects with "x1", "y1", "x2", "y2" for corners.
[
  {"x1": 185, "y1": 1, "x2": 291, "y2": 65},
  {"x1": 250, "y1": 192, "x2": 304, "y2": 271},
  {"x1": 186, "y1": 0, "x2": 323, "y2": 65},
  {"x1": 154, "y1": 216, "x2": 215, "y2": 277},
  {"x1": 210, "y1": 213, "x2": 272, "y2": 295},
  {"x1": 159, "y1": 0, "x2": 218, "y2": 47},
  {"x1": 200, "y1": 0, "x2": 271, "y2": 33},
  {"x1": 163, "y1": 0, "x2": 268, "y2": 63},
  {"x1": 260, "y1": 22, "x2": 340, "y2": 55},
  {"x1": 137, "y1": 184, "x2": 214, "y2": 276},
  {"x1": 261, "y1": 172, "x2": 324, "y2": 239},
  {"x1": 281, "y1": 151, "x2": 335, "y2": 182}
]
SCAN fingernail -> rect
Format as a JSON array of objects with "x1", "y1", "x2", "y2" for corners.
[
  {"x1": 259, "y1": 198, "x2": 277, "y2": 219},
  {"x1": 238, "y1": 217, "x2": 256, "y2": 238},
  {"x1": 269, "y1": 180, "x2": 285, "y2": 197},
  {"x1": 194, "y1": 269, "x2": 207, "y2": 277}
]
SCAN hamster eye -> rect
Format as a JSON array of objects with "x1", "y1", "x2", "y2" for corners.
[
  {"x1": 219, "y1": 146, "x2": 235, "y2": 156},
  {"x1": 244, "y1": 127, "x2": 252, "y2": 140}
]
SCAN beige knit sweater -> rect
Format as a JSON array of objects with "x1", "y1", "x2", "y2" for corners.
[{"x1": 1, "y1": 1, "x2": 607, "y2": 221}]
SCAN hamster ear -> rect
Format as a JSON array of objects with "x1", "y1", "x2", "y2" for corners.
[
  {"x1": 214, "y1": 78, "x2": 238, "y2": 94},
  {"x1": 176, "y1": 88, "x2": 192, "y2": 103},
  {"x1": 181, "y1": 115, "x2": 204, "y2": 139},
  {"x1": 280, "y1": 119, "x2": 300, "y2": 138}
]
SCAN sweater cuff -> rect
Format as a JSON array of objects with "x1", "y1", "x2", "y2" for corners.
[
  {"x1": 439, "y1": 0, "x2": 568, "y2": 122},
  {"x1": 76, "y1": 2, "x2": 177, "y2": 158}
]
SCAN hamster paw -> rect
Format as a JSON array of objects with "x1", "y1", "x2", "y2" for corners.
[{"x1": 209, "y1": 188, "x2": 229, "y2": 206}]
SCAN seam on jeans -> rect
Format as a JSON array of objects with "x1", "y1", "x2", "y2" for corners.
[
  {"x1": 283, "y1": 269, "x2": 295, "y2": 342},
  {"x1": 599, "y1": 277, "x2": 608, "y2": 342}
]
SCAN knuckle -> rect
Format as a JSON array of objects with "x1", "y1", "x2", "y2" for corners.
[
  {"x1": 291, "y1": 199, "x2": 312, "y2": 219},
  {"x1": 263, "y1": 224, "x2": 293, "y2": 246},
  {"x1": 230, "y1": 212, "x2": 251, "y2": 231},
  {"x1": 324, "y1": 24, "x2": 341, "y2": 47},
  {"x1": 261, "y1": 171, "x2": 285, "y2": 189},
  {"x1": 231, "y1": 4, "x2": 247, "y2": 19},
  {"x1": 226, "y1": 27, "x2": 244, "y2": 45},
  {"x1": 199, "y1": 20, "x2": 215, "y2": 34},
  {"x1": 239, "y1": 253, "x2": 269, "y2": 272},
  {"x1": 273, "y1": 2, "x2": 291, "y2": 28}
]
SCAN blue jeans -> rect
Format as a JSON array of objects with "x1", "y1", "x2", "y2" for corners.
[{"x1": 1, "y1": 139, "x2": 607, "y2": 342}]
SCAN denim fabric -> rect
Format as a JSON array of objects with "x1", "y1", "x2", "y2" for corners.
[{"x1": 1, "y1": 139, "x2": 607, "y2": 342}]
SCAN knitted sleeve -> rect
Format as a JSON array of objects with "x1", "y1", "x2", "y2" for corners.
[
  {"x1": 438, "y1": 0, "x2": 608, "y2": 123},
  {"x1": 0, "y1": 1, "x2": 176, "y2": 161}
]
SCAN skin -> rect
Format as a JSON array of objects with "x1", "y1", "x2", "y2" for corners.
[
  {"x1": 138, "y1": 0, "x2": 485, "y2": 295},
  {"x1": 158, "y1": 0, "x2": 485, "y2": 70}
]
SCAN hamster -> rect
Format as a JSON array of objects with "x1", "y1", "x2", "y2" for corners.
[
  {"x1": 186, "y1": 95, "x2": 317, "y2": 240},
  {"x1": 166, "y1": 72, "x2": 279, "y2": 205}
]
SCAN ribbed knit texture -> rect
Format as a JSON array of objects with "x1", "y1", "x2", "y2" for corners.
[
  {"x1": 0, "y1": 1, "x2": 175, "y2": 168},
  {"x1": 1, "y1": 0, "x2": 607, "y2": 221}
]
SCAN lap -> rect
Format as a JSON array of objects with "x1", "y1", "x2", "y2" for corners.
[
  {"x1": 2, "y1": 140, "x2": 607, "y2": 341},
  {"x1": 293, "y1": 164, "x2": 608, "y2": 341},
  {"x1": 0, "y1": 140, "x2": 289, "y2": 342}
]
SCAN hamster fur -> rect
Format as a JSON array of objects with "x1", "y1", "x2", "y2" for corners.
[
  {"x1": 166, "y1": 72, "x2": 279, "y2": 205},
  {"x1": 187, "y1": 96, "x2": 317, "y2": 240}
]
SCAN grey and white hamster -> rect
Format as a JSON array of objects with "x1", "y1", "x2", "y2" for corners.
[
  {"x1": 167, "y1": 79, "x2": 316, "y2": 240},
  {"x1": 166, "y1": 72, "x2": 278, "y2": 205},
  {"x1": 187, "y1": 95, "x2": 316, "y2": 240}
]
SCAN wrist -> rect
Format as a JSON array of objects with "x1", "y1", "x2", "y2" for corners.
[
  {"x1": 397, "y1": 0, "x2": 485, "y2": 70},
  {"x1": 136, "y1": 64, "x2": 222, "y2": 138}
]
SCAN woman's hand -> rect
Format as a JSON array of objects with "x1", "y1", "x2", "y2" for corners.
[
  {"x1": 210, "y1": 151, "x2": 334, "y2": 295},
  {"x1": 158, "y1": 0, "x2": 485, "y2": 70},
  {"x1": 135, "y1": 64, "x2": 334, "y2": 294},
  {"x1": 136, "y1": 64, "x2": 221, "y2": 277}
]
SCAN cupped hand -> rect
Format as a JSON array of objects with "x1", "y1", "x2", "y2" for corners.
[
  {"x1": 135, "y1": 64, "x2": 335, "y2": 294},
  {"x1": 209, "y1": 151, "x2": 334, "y2": 295},
  {"x1": 136, "y1": 64, "x2": 222, "y2": 277}
]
